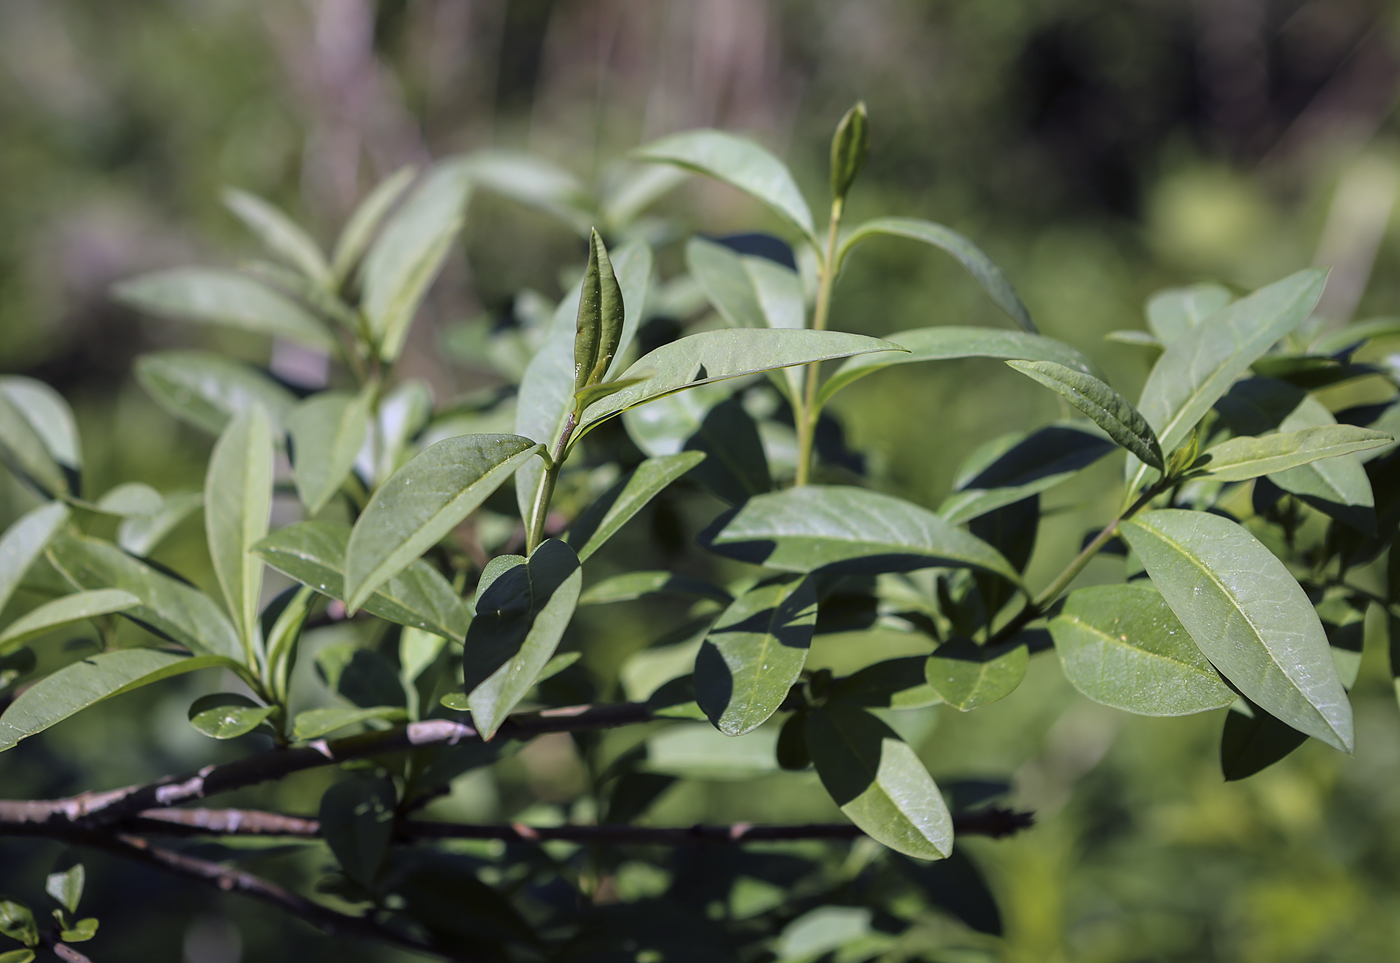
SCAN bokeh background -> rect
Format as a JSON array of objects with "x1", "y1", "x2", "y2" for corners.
[{"x1": 5, "y1": 1, "x2": 1400, "y2": 960}]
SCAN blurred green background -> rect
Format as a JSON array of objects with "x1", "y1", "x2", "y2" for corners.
[{"x1": 4, "y1": 0, "x2": 1400, "y2": 960}]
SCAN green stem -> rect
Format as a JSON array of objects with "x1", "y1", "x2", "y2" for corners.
[
  {"x1": 526, "y1": 412, "x2": 577, "y2": 554},
  {"x1": 795, "y1": 197, "x2": 845, "y2": 487}
]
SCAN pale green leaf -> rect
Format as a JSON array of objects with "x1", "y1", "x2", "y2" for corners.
[
  {"x1": 293, "y1": 705, "x2": 407, "y2": 740},
  {"x1": 205, "y1": 408, "x2": 273, "y2": 655},
  {"x1": 925, "y1": 638, "x2": 1027, "y2": 711},
  {"x1": 579, "y1": 571, "x2": 731, "y2": 606},
  {"x1": 1006, "y1": 360, "x2": 1164, "y2": 470},
  {"x1": 938, "y1": 424, "x2": 1115, "y2": 524},
  {"x1": 0, "y1": 377, "x2": 81, "y2": 475},
  {"x1": 223, "y1": 187, "x2": 330, "y2": 284},
  {"x1": 0, "y1": 503, "x2": 69, "y2": 615},
  {"x1": 117, "y1": 491, "x2": 202, "y2": 557},
  {"x1": 459, "y1": 149, "x2": 593, "y2": 234},
  {"x1": 331, "y1": 166, "x2": 417, "y2": 285},
  {"x1": 95, "y1": 482, "x2": 163, "y2": 517},
  {"x1": 45, "y1": 862, "x2": 84, "y2": 914},
  {"x1": 1194, "y1": 425, "x2": 1392, "y2": 481},
  {"x1": 0, "y1": 589, "x2": 140, "y2": 653},
  {"x1": 642, "y1": 721, "x2": 778, "y2": 779},
  {"x1": 828, "y1": 657, "x2": 943, "y2": 710},
  {"x1": 0, "y1": 391, "x2": 66, "y2": 496},
  {"x1": 287, "y1": 388, "x2": 373, "y2": 514},
  {"x1": 1145, "y1": 282, "x2": 1231, "y2": 345},
  {"x1": 567, "y1": 451, "x2": 706, "y2": 562},
  {"x1": 135, "y1": 351, "x2": 297, "y2": 436}
]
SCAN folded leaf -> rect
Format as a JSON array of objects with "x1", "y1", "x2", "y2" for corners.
[
  {"x1": 568, "y1": 452, "x2": 706, "y2": 562},
  {"x1": 1121, "y1": 509, "x2": 1353, "y2": 751},
  {"x1": 287, "y1": 389, "x2": 373, "y2": 514},
  {"x1": 135, "y1": 351, "x2": 297, "y2": 437},
  {"x1": 1193, "y1": 425, "x2": 1392, "y2": 481},
  {"x1": 0, "y1": 503, "x2": 70, "y2": 615},
  {"x1": 573, "y1": 229, "x2": 625, "y2": 390},
  {"x1": 205, "y1": 407, "x2": 273, "y2": 655},
  {"x1": 346, "y1": 434, "x2": 541, "y2": 611},
  {"x1": 1007, "y1": 361, "x2": 1163, "y2": 469},
  {"x1": 0, "y1": 590, "x2": 140, "y2": 653}
]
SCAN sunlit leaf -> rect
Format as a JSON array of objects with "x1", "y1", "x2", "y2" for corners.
[
  {"x1": 925, "y1": 638, "x2": 1027, "y2": 711},
  {"x1": 1193, "y1": 425, "x2": 1392, "y2": 481},
  {"x1": 1145, "y1": 282, "x2": 1231, "y2": 345},
  {"x1": 331, "y1": 166, "x2": 417, "y2": 285},
  {"x1": 0, "y1": 589, "x2": 139, "y2": 653},
  {"x1": 187, "y1": 692, "x2": 275, "y2": 739},
  {"x1": 293, "y1": 705, "x2": 407, "y2": 741},
  {"x1": 205, "y1": 407, "x2": 273, "y2": 655},
  {"x1": 938, "y1": 424, "x2": 1115, "y2": 524},
  {"x1": 1006, "y1": 360, "x2": 1164, "y2": 469},
  {"x1": 568, "y1": 452, "x2": 705, "y2": 563},
  {"x1": 287, "y1": 388, "x2": 373, "y2": 514}
]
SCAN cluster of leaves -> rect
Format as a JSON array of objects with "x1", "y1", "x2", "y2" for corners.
[
  {"x1": 0, "y1": 861, "x2": 97, "y2": 963},
  {"x1": 1, "y1": 102, "x2": 1398, "y2": 959}
]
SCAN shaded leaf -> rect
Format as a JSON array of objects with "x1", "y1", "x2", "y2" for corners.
[
  {"x1": 1007, "y1": 360, "x2": 1164, "y2": 469},
  {"x1": 459, "y1": 149, "x2": 593, "y2": 234},
  {"x1": 579, "y1": 571, "x2": 731, "y2": 606},
  {"x1": 0, "y1": 589, "x2": 140, "y2": 654},
  {"x1": 0, "y1": 503, "x2": 70, "y2": 615},
  {"x1": 187, "y1": 692, "x2": 275, "y2": 739},
  {"x1": 287, "y1": 388, "x2": 373, "y2": 514},
  {"x1": 643, "y1": 722, "x2": 778, "y2": 779},
  {"x1": 0, "y1": 392, "x2": 66, "y2": 496},
  {"x1": 568, "y1": 452, "x2": 706, "y2": 562},
  {"x1": 925, "y1": 637, "x2": 1027, "y2": 711},
  {"x1": 320, "y1": 776, "x2": 396, "y2": 888},
  {"x1": 293, "y1": 705, "x2": 407, "y2": 741},
  {"x1": 776, "y1": 711, "x2": 811, "y2": 769},
  {"x1": 1270, "y1": 396, "x2": 1376, "y2": 533},
  {"x1": 828, "y1": 656, "x2": 943, "y2": 709},
  {"x1": 205, "y1": 407, "x2": 273, "y2": 654},
  {"x1": 135, "y1": 351, "x2": 297, "y2": 436},
  {"x1": 0, "y1": 377, "x2": 81, "y2": 481},
  {"x1": 1193, "y1": 425, "x2": 1392, "y2": 481},
  {"x1": 683, "y1": 396, "x2": 772, "y2": 505},
  {"x1": 1220, "y1": 698, "x2": 1309, "y2": 781},
  {"x1": 45, "y1": 862, "x2": 83, "y2": 914},
  {"x1": 0, "y1": 902, "x2": 37, "y2": 947}
]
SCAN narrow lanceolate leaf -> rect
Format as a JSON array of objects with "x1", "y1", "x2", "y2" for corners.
[
  {"x1": 1269, "y1": 396, "x2": 1376, "y2": 533},
  {"x1": 925, "y1": 638, "x2": 1027, "y2": 711},
  {"x1": 1193, "y1": 426, "x2": 1393, "y2": 482},
  {"x1": 1007, "y1": 360, "x2": 1164, "y2": 470},
  {"x1": 1145, "y1": 283, "x2": 1231, "y2": 346},
  {"x1": 0, "y1": 649, "x2": 237, "y2": 752},
  {"x1": 830, "y1": 101, "x2": 870, "y2": 201},
  {"x1": 0, "y1": 377, "x2": 81, "y2": 479},
  {"x1": 359, "y1": 160, "x2": 472, "y2": 360},
  {"x1": 113, "y1": 268, "x2": 336, "y2": 351},
  {"x1": 573, "y1": 229, "x2": 626, "y2": 390},
  {"x1": 819, "y1": 327, "x2": 1100, "y2": 408},
  {"x1": 293, "y1": 705, "x2": 407, "y2": 741},
  {"x1": 257, "y1": 521, "x2": 469, "y2": 639},
  {"x1": 345, "y1": 434, "x2": 540, "y2": 611},
  {"x1": 695, "y1": 575, "x2": 817, "y2": 736},
  {"x1": 462, "y1": 539, "x2": 582, "y2": 739},
  {"x1": 567, "y1": 451, "x2": 706, "y2": 562},
  {"x1": 117, "y1": 491, "x2": 202, "y2": 557},
  {"x1": 575, "y1": 329, "x2": 902, "y2": 440},
  {"x1": 222, "y1": 188, "x2": 330, "y2": 284},
  {"x1": 331, "y1": 165, "x2": 416, "y2": 285},
  {"x1": 634, "y1": 129, "x2": 817, "y2": 245},
  {"x1": 515, "y1": 279, "x2": 585, "y2": 522},
  {"x1": 0, "y1": 391, "x2": 66, "y2": 496},
  {"x1": 1121, "y1": 510, "x2": 1353, "y2": 751},
  {"x1": 702, "y1": 485, "x2": 1021, "y2": 584},
  {"x1": 837, "y1": 218, "x2": 1034, "y2": 332},
  {"x1": 459, "y1": 149, "x2": 595, "y2": 235},
  {"x1": 135, "y1": 351, "x2": 298, "y2": 436},
  {"x1": 205, "y1": 409, "x2": 273, "y2": 655},
  {"x1": 0, "y1": 590, "x2": 140, "y2": 653},
  {"x1": 607, "y1": 239, "x2": 654, "y2": 377},
  {"x1": 287, "y1": 388, "x2": 373, "y2": 514},
  {"x1": 1128, "y1": 269, "x2": 1327, "y2": 494},
  {"x1": 46, "y1": 534, "x2": 241, "y2": 660},
  {"x1": 1049, "y1": 583, "x2": 1235, "y2": 716},
  {"x1": 0, "y1": 503, "x2": 70, "y2": 615},
  {"x1": 804, "y1": 704, "x2": 952, "y2": 860}
]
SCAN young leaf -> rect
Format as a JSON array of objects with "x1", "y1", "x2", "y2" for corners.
[
  {"x1": 1006, "y1": 360, "x2": 1164, "y2": 470},
  {"x1": 1121, "y1": 510, "x2": 1353, "y2": 751},
  {"x1": 113, "y1": 268, "x2": 336, "y2": 351},
  {"x1": 117, "y1": 491, "x2": 202, "y2": 558},
  {"x1": 287, "y1": 388, "x2": 373, "y2": 514},
  {"x1": 836, "y1": 218, "x2": 1034, "y2": 332},
  {"x1": 579, "y1": 571, "x2": 731, "y2": 606},
  {"x1": 0, "y1": 589, "x2": 140, "y2": 653},
  {"x1": 0, "y1": 503, "x2": 70, "y2": 615},
  {"x1": 331, "y1": 166, "x2": 417, "y2": 285},
  {"x1": 187, "y1": 693, "x2": 275, "y2": 739},
  {"x1": 0, "y1": 902, "x2": 37, "y2": 947},
  {"x1": 819, "y1": 327, "x2": 1100, "y2": 408},
  {"x1": 634, "y1": 130, "x2": 817, "y2": 245},
  {"x1": 1145, "y1": 282, "x2": 1231, "y2": 345},
  {"x1": 0, "y1": 649, "x2": 238, "y2": 752},
  {"x1": 47, "y1": 533, "x2": 242, "y2": 661},
  {"x1": 575, "y1": 329, "x2": 903, "y2": 439},
  {"x1": 695, "y1": 575, "x2": 817, "y2": 736},
  {"x1": 567, "y1": 451, "x2": 706, "y2": 562},
  {"x1": 320, "y1": 776, "x2": 396, "y2": 888},
  {"x1": 830, "y1": 101, "x2": 870, "y2": 201},
  {"x1": 701, "y1": 485, "x2": 1022, "y2": 584},
  {"x1": 359, "y1": 160, "x2": 472, "y2": 361},
  {"x1": 1128, "y1": 269, "x2": 1327, "y2": 494},
  {"x1": 45, "y1": 862, "x2": 84, "y2": 914},
  {"x1": 461, "y1": 539, "x2": 583, "y2": 739},
  {"x1": 0, "y1": 948, "x2": 35, "y2": 963},
  {"x1": 255, "y1": 520, "x2": 470, "y2": 639},
  {"x1": 925, "y1": 638, "x2": 1027, "y2": 711},
  {"x1": 804, "y1": 703, "x2": 953, "y2": 859},
  {"x1": 1048, "y1": 583, "x2": 1235, "y2": 716},
  {"x1": 345, "y1": 434, "x2": 541, "y2": 612},
  {"x1": 573, "y1": 229, "x2": 625, "y2": 390},
  {"x1": 1192, "y1": 426, "x2": 1393, "y2": 481},
  {"x1": 222, "y1": 187, "x2": 330, "y2": 285},
  {"x1": 514, "y1": 279, "x2": 586, "y2": 522},
  {"x1": 59, "y1": 920, "x2": 97, "y2": 944},
  {"x1": 135, "y1": 351, "x2": 297, "y2": 436},
  {"x1": 205, "y1": 407, "x2": 273, "y2": 655}
]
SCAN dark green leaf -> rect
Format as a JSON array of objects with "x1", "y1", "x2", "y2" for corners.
[
  {"x1": 829, "y1": 656, "x2": 943, "y2": 709},
  {"x1": 776, "y1": 711, "x2": 811, "y2": 769},
  {"x1": 0, "y1": 589, "x2": 140, "y2": 653},
  {"x1": 1145, "y1": 283, "x2": 1231, "y2": 345},
  {"x1": 330, "y1": 166, "x2": 417, "y2": 285},
  {"x1": 1007, "y1": 360, "x2": 1164, "y2": 469},
  {"x1": 830, "y1": 101, "x2": 870, "y2": 200},
  {"x1": 1049, "y1": 583, "x2": 1234, "y2": 716},
  {"x1": 0, "y1": 648, "x2": 36, "y2": 689},
  {"x1": 683, "y1": 396, "x2": 772, "y2": 505},
  {"x1": 204, "y1": 407, "x2": 273, "y2": 655},
  {"x1": 1193, "y1": 425, "x2": 1392, "y2": 481},
  {"x1": 187, "y1": 693, "x2": 274, "y2": 739},
  {"x1": 1121, "y1": 510, "x2": 1353, "y2": 751},
  {"x1": 320, "y1": 776, "x2": 396, "y2": 888},
  {"x1": 804, "y1": 703, "x2": 952, "y2": 859},
  {"x1": 696, "y1": 575, "x2": 817, "y2": 735},
  {"x1": 1220, "y1": 698, "x2": 1309, "y2": 780},
  {"x1": 925, "y1": 638, "x2": 1027, "y2": 711},
  {"x1": 461, "y1": 539, "x2": 582, "y2": 739},
  {"x1": 0, "y1": 503, "x2": 70, "y2": 615},
  {"x1": 345, "y1": 434, "x2": 541, "y2": 611},
  {"x1": 287, "y1": 388, "x2": 373, "y2": 514},
  {"x1": 223, "y1": 187, "x2": 330, "y2": 284},
  {"x1": 293, "y1": 705, "x2": 407, "y2": 741},
  {"x1": 579, "y1": 571, "x2": 731, "y2": 606},
  {"x1": 567, "y1": 452, "x2": 706, "y2": 562},
  {"x1": 134, "y1": 351, "x2": 297, "y2": 437}
]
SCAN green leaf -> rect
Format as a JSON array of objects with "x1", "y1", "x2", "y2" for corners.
[
  {"x1": 461, "y1": 539, "x2": 582, "y2": 739},
  {"x1": 683, "y1": 396, "x2": 772, "y2": 505},
  {"x1": 572, "y1": 375, "x2": 650, "y2": 412},
  {"x1": 686, "y1": 237, "x2": 807, "y2": 334},
  {"x1": 0, "y1": 649, "x2": 35, "y2": 690},
  {"x1": 1311, "y1": 315, "x2": 1400, "y2": 355},
  {"x1": 459, "y1": 149, "x2": 594, "y2": 234},
  {"x1": 573, "y1": 229, "x2": 625, "y2": 390},
  {"x1": 1193, "y1": 426, "x2": 1392, "y2": 481},
  {"x1": 1006, "y1": 360, "x2": 1164, "y2": 470},
  {"x1": 695, "y1": 575, "x2": 817, "y2": 736},
  {"x1": 113, "y1": 268, "x2": 336, "y2": 351},
  {"x1": 1145, "y1": 282, "x2": 1231, "y2": 345},
  {"x1": 925, "y1": 638, "x2": 1027, "y2": 711},
  {"x1": 828, "y1": 657, "x2": 943, "y2": 709},
  {"x1": 837, "y1": 218, "x2": 1034, "y2": 332},
  {"x1": 319, "y1": 776, "x2": 396, "y2": 888},
  {"x1": 579, "y1": 571, "x2": 731, "y2": 606},
  {"x1": 702, "y1": 485, "x2": 1021, "y2": 583},
  {"x1": 331, "y1": 166, "x2": 417, "y2": 285},
  {"x1": 622, "y1": 382, "x2": 733, "y2": 458},
  {"x1": 254, "y1": 521, "x2": 470, "y2": 639},
  {"x1": 187, "y1": 692, "x2": 275, "y2": 739},
  {"x1": 513, "y1": 279, "x2": 587, "y2": 522},
  {"x1": 287, "y1": 388, "x2": 373, "y2": 514},
  {"x1": 776, "y1": 711, "x2": 811, "y2": 769},
  {"x1": 0, "y1": 503, "x2": 70, "y2": 615},
  {"x1": 1049, "y1": 583, "x2": 1235, "y2": 716},
  {"x1": 47, "y1": 533, "x2": 242, "y2": 661},
  {"x1": 0, "y1": 902, "x2": 37, "y2": 947},
  {"x1": 830, "y1": 101, "x2": 870, "y2": 201},
  {"x1": 95, "y1": 482, "x2": 163, "y2": 517},
  {"x1": 1220, "y1": 698, "x2": 1309, "y2": 781},
  {"x1": 804, "y1": 703, "x2": 952, "y2": 859},
  {"x1": 117, "y1": 491, "x2": 202, "y2": 557},
  {"x1": 634, "y1": 129, "x2": 817, "y2": 244},
  {"x1": 938, "y1": 424, "x2": 1115, "y2": 524},
  {"x1": 0, "y1": 391, "x2": 66, "y2": 496},
  {"x1": 567, "y1": 452, "x2": 706, "y2": 562},
  {"x1": 575, "y1": 329, "x2": 902, "y2": 439},
  {"x1": 1128, "y1": 269, "x2": 1327, "y2": 493},
  {"x1": 293, "y1": 705, "x2": 407, "y2": 741},
  {"x1": 0, "y1": 377, "x2": 81, "y2": 479},
  {"x1": 0, "y1": 589, "x2": 140, "y2": 653},
  {"x1": 0, "y1": 948, "x2": 35, "y2": 963},
  {"x1": 223, "y1": 187, "x2": 330, "y2": 284},
  {"x1": 1121, "y1": 509, "x2": 1353, "y2": 751},
  {"x1": 0, "y1": 649, "x2": 237, "y2": 751},
  {"x1": 345, "y1": 434, "x2": 540, "y2": 611},
  {"x1": 45, "y1": 862, "x2": 83, "y2": 914},
  {"x1": 135, "y1": 351, "x2": 297, "y2": 437},
  {"x1": 205, "y1": 408, "x2": 273, "y2": 655},
  {"x1": 58, "y1": 919, "x2": 97, "y2": 943},
  {"x1": 359, "y1": 160, "x2": 472, "y2": 360},
  {"x1": 1269, "y1": 396, "x2": 1376, "y2": 532},
  {"x1": 643, "y1": 722, "x2": 778, "y2": 779},
  {"x1": 819, "y1": 326, "x2": 1100, "y2": 408}
]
